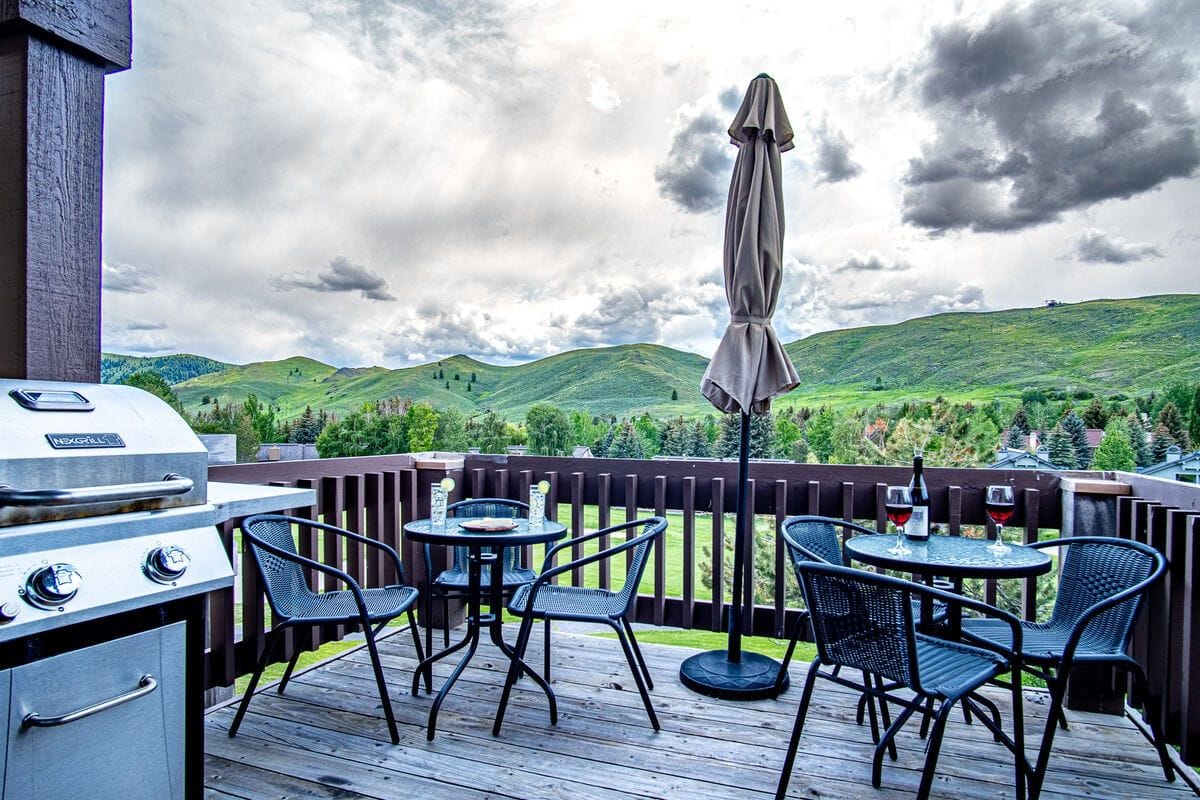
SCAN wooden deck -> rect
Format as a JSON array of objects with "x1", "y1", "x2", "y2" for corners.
[{"x1": 205, "y1": 626, "x2": 1196, "y2": 800}]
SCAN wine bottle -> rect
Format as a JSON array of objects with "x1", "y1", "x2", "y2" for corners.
[{"x1": 907, "y1": 449, "x2": 930, "y2": 540}]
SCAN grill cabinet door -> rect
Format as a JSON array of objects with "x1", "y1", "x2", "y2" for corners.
[{"x1": 3, "y1": 622, "x2": 185, "y2": 800}]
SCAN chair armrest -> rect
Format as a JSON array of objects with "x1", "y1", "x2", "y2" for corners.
[
  {"x1": 241, "y1": 529, "x2": 373, "y2": 620},
  {"x1": 909, "y1": 580, "x2": 1025, "y2": 658},
  {"x1": 539, "y1": 520, "x2": 643, "y2": 569},
  {"x1": 525, "y1": 519, "x2": 666, "y2": 607}
]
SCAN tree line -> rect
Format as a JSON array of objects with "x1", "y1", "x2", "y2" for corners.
[{"x1": 120, "y1": 369, "x2": 1200, "y2": 469}]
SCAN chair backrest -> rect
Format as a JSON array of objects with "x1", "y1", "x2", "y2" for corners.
[
  {"x1": 1046, "y1": 537, "x2": 1164, "y2": 655},
  {"x1": 614, "y1": 518, "x2": 669, "y2": 614},
  {"x1": 446, "y1": 498, "x2": 529, "y2": 572},
  {"x1": 242, "y1": 515, "x2": 312, "y2": 620},
  {"x1": 795, "y1": 561, "x2": 918, "y2": 688},
  {"x1": 780, "y1": 516, "x2": 874, "y2": 598}
]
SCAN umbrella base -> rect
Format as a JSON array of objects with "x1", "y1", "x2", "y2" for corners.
[{"x1": 679, "y1": 650, "x2": 789, "y2": 700}]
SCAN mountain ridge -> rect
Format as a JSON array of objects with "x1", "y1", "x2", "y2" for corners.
[{"x1": 101, "y1": 294, "x2": 1200, "y2": 419}]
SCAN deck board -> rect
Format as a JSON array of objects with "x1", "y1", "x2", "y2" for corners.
[{"x1": 205, "y1": 625, "x2": 1195, "y2": 800}]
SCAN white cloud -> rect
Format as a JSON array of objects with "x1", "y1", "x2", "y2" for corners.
[{"x1": 97, "y1": 0, "x2": 1200, "y2": 368}]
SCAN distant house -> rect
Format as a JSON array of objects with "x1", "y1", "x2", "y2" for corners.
[
  {"x1": 1139, "y1": 446, "x2": 1200, "y2": 483},
  {"x1": 506, "y1": 445, "x2": 529, "y2": 456},
  {"x1": 1000, "y1": 428, "x2": 1105, "y2": 452},
  {"x1": 572, "y1": 445, "x2": 594, "y2": 458},
  {"x1": 256, "y1": 443, "x2": 320, "y2": 462},
  {"x1": 991, "y1": 446, "x2": 1059, "y2": 470}
]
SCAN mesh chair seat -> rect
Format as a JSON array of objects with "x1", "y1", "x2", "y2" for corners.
[
  {"x1": 508, "y1": 582, "x2": 624, "y2": 619},
  {"x1": 434, "y1": 565, "x2": 536, "y2": 590},
  {"x1": 289, "y1": 584, "x2": 420, "y2": 623},
  {"x1": 914, "y1": 635, "x2": 1007, "y2": 699}
]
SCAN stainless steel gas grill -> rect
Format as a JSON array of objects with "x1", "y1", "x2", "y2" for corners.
[{"x1": 0, "y1": 379, "x2": 235, "y2": 800}]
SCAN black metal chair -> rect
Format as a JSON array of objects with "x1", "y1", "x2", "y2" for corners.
[
  {"x1": 960, "y1": 536, "x2": 1174, "y2": 799},
  {"x1": 775, "y1": 516, "x2": 948, "y2": 695},
  {"x1": 423, "y1": 498, "x2": 533, "y2": 656},
  {"x1": 777, "y1": 561, "x2": 1027, "y2": 800},
  {"x1": 492, "y1": 517, "x2": 668, "y2": 735},
  {"x1": 230, "y1": 514, "x2": 427, "y2": 745}
]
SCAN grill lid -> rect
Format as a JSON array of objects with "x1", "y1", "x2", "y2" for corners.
[{"x1": 0, "y1": 379, "x2": 209, "y2": 526}]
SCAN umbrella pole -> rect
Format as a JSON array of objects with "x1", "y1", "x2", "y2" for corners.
[
  {"x1": 679, "y1": 411, "x2": 789, "y2": 700},
  {"x1": 727, "y1": 411, "x2": 751, "y2": 662}
]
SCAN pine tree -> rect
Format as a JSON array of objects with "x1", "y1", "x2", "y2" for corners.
[
  {"x1": 1082, "y1": 398, "x2": 1109, "y2": 430},
  {"x1": 1126, "y1": 413, "x2": 1153, "y2": 467},
  {"x1": 1151, "y1": 423, "x2": 1177, "y2": 463},
  {"x1": 688, "y1": 421, "x2": 712, "y2": 458},
  {"x1": 1157, "y1": 402, "x2": 1191, "y2": 451},
  {"x1": 1006, "y1": 424, "x2": 1026, "y2": 450},
  {"x1": 470, "y1": 372, "x2": 477, "y2": 382},
  {"x1": 1009, "y1": 405, "x2": 1031, "y2": 437},
  {"x1": 608, "y1": 421, "x2": 646, "y2": 459},
  {"x1": 749, "y1": 412, "x2": 776, "y2": 459},
  {"x1": 671, "y1": 389, "x2": 678, "y2": 401},
  {"x1": 466, "y1": 382, "x2": 472, "y2": 392},
  {"x1": 1047, "y1": 425, "x2": 1078, "y2": 469},
  {"x1": 713, "y1": 414, "x2": 741, "y2": 459},
  {"x1": 1060, "y1": 411, "x2": 1091, "y2": 468}
]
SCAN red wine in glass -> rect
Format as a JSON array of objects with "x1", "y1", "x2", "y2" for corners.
[
  {"x1": 985, "y1": 485, "x2": 1014, "y2": 554},
  {"x1": 886, "y1": 504, "x2": 913, "y2": 528},
  {"x1": 985, "y1": 503, "x2": 1014, "y2": 526},
  {"x1": 885, "y1": 486, "x2": 913, "y2": 555}
]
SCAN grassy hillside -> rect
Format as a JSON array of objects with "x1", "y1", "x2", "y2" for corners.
[
  {"x1": 778, "y1": 294, "x2": 1200, "y2": 408},
  {"x1": 127, "y1": 294, "x2": 1200, "y2": 421},
  {"x1": 101, "y1": 353, "x2": 231, "y2": 385}
]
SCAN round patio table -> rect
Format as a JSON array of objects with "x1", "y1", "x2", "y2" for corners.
[
  {"x1": 404, "y1": 517, "x2": 566, "y2": 739},
  {"x1": 843, "y1": 534, "x2": 1051, "y2": 635}
]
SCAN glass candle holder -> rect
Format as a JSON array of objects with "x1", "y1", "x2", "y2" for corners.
[
  {"x1": 431, "y1": 484, "x2": 448, "y2": 527},
  {"x1": 529, "y1": 486, "x2": 546, "y2": 528}
]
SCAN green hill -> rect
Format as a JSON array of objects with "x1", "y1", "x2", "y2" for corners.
[
  {"x1": 113, "y1": 294, "x2": 1200, "y2": 420},
  {"x1": 779, "y1": 294, "x2": 1200, "y2": 407},
  {"x1": 101, "y1": 353, "x2": 232, "y2": 385}
]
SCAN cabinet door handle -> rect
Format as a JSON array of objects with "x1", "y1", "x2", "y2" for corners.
[{"x1": 22, "y1": 674, "x2": 157, "y2": 728}]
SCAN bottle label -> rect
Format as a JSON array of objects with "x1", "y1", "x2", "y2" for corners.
[{"x1": 907, "y1": 507, "x2": 930, "y2": 540}]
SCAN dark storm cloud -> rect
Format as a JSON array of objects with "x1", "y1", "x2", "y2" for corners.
[
  {"x1": 271, "y1": 257, "x2": 396, "y2": 301},
  {"x1": 1072, "y1": 228, "x2": 1164, "y2": 263},
  {"x1": 102, "y1": 262, "x2": 157, "y2": 294},
  {"x1": 813, "y1": 123, "x2": 863, "y2": 183},
  {"x1": 654, "y1": 110, "x2": 733, "y2": 213},
  {"x1": 834, "y1": 252, "x2": 908, "y2": 273},
  {"x1": 901, "y1": 0, "x2": 1200, "y2": 234}
]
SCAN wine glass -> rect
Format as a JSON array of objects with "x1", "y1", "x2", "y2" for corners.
[
  {"x1": 885, "y1": 486, "x2": 913, "y2": 555},
  {"x1": 985, "y1": 485, "x2": 1014, "y2": 555}
]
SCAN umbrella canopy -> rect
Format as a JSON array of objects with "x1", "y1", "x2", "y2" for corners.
[{"x1": 700, "y1": 73, "x2": 799, "y2": 415}]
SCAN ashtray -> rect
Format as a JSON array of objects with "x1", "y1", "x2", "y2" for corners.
[{"x1": 459, "y1": 518, "x2": 518, "y2": 532}]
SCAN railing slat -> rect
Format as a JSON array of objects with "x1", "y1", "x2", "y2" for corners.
[
  {"x1": 773, "y1": 479, "x2": 788, "y2": 637},
  {"x1": 1181, "y1": 514, "x2": 1200, "y2": 764},
  {"x1": 598, "y1": 473, "x2": 612, "y2": 591},
  {"x1": 710, "y1": 476, "x2": 725, "y2": 632},
  {"x1": 653, "y1": 475, "x2": 667, "y2": 626},
  {"x1": 570, "y1": 472, "x2": 585, "y2": 587},
  {"x1": 947, "y1": 485, "x2": 962, "y2": 536},
  {"x1": 682, "y1": 476, "x2": 696, "y2": 630},
  {"x1": 1021, "y1": 488, "x2": 1040, "y2": 621}
]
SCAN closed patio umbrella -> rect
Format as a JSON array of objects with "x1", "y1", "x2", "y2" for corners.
[{"x1": 680, "y1": 73, "x2": 798, "y2": 700}]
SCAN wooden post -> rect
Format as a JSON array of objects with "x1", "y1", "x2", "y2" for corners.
[{"x1": 0, "y1": 0, "x2": 131, "y2": 381}]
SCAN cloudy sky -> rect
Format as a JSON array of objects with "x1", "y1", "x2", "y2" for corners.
[{"x1": 100, "y1": 0, "x2": 1200, "y2": 367}]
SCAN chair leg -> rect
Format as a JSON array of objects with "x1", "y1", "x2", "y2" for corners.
[
  {"x1": 407, "y1": 607, "x2": 432, "y2": 694},
  {"x1": 622, "y1": 617, "x2": 653, "y2": 690},
  {"x1": 277, "y1": 627, "x2": 311, "y2": 695},
  {"x1": 493, "y1": 613, "x2": 537, "y2": 737},
  {"x1": 1130, "y1": 663, "x2": 1176, "y2": 784},
  {"x1": 442, "y1": 593, "x2": 451, "y2": 648},
  {"x1": 775, "y1": 615, "x2": 804, "y2": 696},
  {"x1": 915, "y1": 701, "x2": 954, "y2": 800},
  {"x1": 775, "y1": 659, "x2": 821, "y2": 800},
  {"x1": 872, "y1": 673, "x2": 898, "y2": 761},
  {"x1": 362, "y1": 618, "x2": 400, "y2": 745},
  {"x1": 424, "y1": 586, "x2": 434, "y2": 663},
  {"x1": 229, "y1": 627, "x2": 283, "y2": 738},
  {"x1": 544, "y1": 617, "x2": 551, "y2": 682},
  {"x1": 613, "y1": 622, "x2": 659, "y2": 731},
  {"x1": 1029, "y1": 677, "x2": 1068, "y2": 800}
]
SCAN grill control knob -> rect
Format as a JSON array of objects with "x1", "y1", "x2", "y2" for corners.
[
  {"x1": 145, "y1": 546, "x2": 190, "y2": 583},
  {"x1": 25, "y1": 564, "x2": 81, "y2": 607},
  {"x1": 0, "y1": 602, "x2": 19, "y2": 623}
]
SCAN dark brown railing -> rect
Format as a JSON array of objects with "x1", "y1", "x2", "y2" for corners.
[{"x1": 206, "y1": 453, "x2": 1200, "y2": 764}]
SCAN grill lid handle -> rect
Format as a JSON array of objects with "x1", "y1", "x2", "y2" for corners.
[{"x1": 0, "y1": 474, "x2": 194, "y2": 507}]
